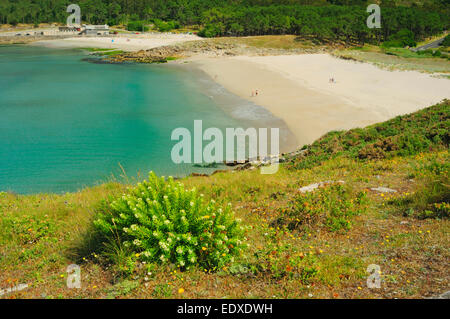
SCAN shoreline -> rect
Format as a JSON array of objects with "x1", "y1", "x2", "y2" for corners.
[
  {"x1": 4, "y1": 37, "x2": 450, "y2": 153},
  {"x1": 190, "y1": 54, "x2": 450, "y2": 149},
  {"x1": 172, "y1": 62, "x2": 299, "y2": 154}
]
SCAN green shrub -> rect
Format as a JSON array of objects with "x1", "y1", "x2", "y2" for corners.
[
  {"x1": 153, "y1": 19, "x2": 180, "y2": 32},
  {"x1": 198, "y1": 23, "x2": 223, "y2": 38},
  {"x1": 382, "y1": 29, "x2": 416, "y2": 48},
  {"x1": 433, "y1": 50, "x2": 442, "y2": 57},
  {"x1": 127, "y1": 21, "x2": 149, "y2": 32},
  {"x1": 442, "y1": 34, "x2": 450, "y2": 47},
  {"x1": 94, "y1": 172, "x2": 246, "y2": 270},
  {"x1": 390, "y1": 154, "x2": 449, "y2": 219},
  {"x1": 2, "y1": 216, "x2": 56, "y2": 245}
]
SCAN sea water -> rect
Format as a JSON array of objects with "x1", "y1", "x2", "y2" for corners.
[{"x1": 0, "y1": 45, "x2": 295, "y2": 194}]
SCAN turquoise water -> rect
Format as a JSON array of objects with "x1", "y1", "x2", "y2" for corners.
[{"x1": 0, "y1": 45, "x2": 280, "y2": 194}]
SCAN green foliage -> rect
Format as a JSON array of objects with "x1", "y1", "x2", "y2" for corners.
[
  {"x1": 152, "y1": 283, "x2": 172, "y2": 298},
  {"x1": 287, "y1": 100, "x2": 450, "y2": 170},
  {"x1": 442, "y1": 34, "x2": 450, "y2": 47},
  {"x1": 198, "y1": 24, "x2": 223, "y2": 38},
  {"x1": 382, "y1": 29, "x2": 417, "y2": 48},
  {"x1": 153, "y1": 19, "x2": 180, "y2": 32},
  {"x1": 2, "y1": 216, "x2": 56, "y2": 245},
  {"x1": 106, "y1": 280, "x2": 140, "y2": 298},
  {"x1": 417, "y1": 49, "x2": 435, "y2": 56},
  {"x1": 94, "y1": 172, "x2": 246, "y2": 270},
  {"x1": 0, "y1": 1, "x2": 447, "y2": 45},
  {"x1": 272, "y1": 184, "x2": 369, "y2": 232},
  {"x1": 127, "y1": 21, "x2": 149, "y2": 32},
  {"x1": 389, "y1": 153, "x2": 449, "y2": 219},
  {"x1": 197, "y1": 5, "x2": 447, "y2": 43}
]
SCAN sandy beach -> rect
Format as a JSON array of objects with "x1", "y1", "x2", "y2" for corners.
[
  {"x1": 24, "y1": 33, "x2": 450, "y2": 150},
  {"x1": 30, "y1": 33, "x2": 202, "y2": 51},
  {"x1": 194, "y1": 54, "x2": 450, "y2": 148}
]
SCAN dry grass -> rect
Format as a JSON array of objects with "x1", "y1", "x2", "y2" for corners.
[
  {"x1": 0, "y1": 149, "x2": 448, "y2": 299},
  {"x1": 333, "y1": 45, "x2": 450, "y2": 74}
]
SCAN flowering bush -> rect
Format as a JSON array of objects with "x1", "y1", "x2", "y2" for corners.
[{"x1": 94, "y1": 172, "x2": 246, "y2": 270}]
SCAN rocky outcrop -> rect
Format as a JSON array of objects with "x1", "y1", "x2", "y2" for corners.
[{"x1": 105, "y1": 39, "x2": 329, "y2": 64}]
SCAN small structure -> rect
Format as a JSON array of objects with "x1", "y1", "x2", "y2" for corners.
[
  {"x1": 81, "y1": 24, "x2": 109, "y2": 36},
  {"x1": 58, "y1": 26, "x2": 79, "y2": 33}
]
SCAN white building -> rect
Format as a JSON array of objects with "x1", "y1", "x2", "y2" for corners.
[{"x1": 81, "y1": 25, "x2": 109, "y2": 36}]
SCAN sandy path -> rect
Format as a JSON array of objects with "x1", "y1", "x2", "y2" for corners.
[{"x1": 194, "y1": 54, "x2": 449, "y2": 149}]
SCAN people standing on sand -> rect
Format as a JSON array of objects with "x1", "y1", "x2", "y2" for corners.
[
  {"x1": 251, "y1": 90, "x2": 255, "y2": 97},
  {"x1": 255, "y1": 89, "x2": 259, "y2": 96}
]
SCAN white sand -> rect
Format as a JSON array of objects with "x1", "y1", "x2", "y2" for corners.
[
  {"x1": 31, "y1": 33, "x2": 203, "y2": 51},
  {"x1": 194, "y1": 54, "x2": 450, "y2": 148}
]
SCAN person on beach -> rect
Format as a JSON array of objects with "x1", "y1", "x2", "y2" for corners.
[
  {"x1": 255, "y1": 89, "x2": 259, "y2": 96},
  {"x1": 251, "y1": 90, "x2": 255, "y2": 97}
]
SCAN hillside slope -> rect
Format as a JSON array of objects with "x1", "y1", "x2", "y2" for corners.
[{"x1": 0, "y1": 101, "x2": 448, "y2": 299}]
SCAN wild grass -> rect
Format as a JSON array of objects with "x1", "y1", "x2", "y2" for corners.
[
  {"x1": 0, "y1": 102, "x2": 448, "y2": 299},
  {"x1": 286, "y1": 100, "x2": 449, "y2": 170},
  {"x1": 334, "y1": 46, "x2": 450, "y2": 74}
]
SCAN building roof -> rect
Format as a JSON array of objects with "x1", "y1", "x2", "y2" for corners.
[{"x1": 83, "y1": 25, "x2": 109, "y2": 30}]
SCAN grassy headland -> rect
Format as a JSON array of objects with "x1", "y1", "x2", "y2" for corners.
[{"x1": 0, "y1": 100, "x2": 448, "y2": 299}]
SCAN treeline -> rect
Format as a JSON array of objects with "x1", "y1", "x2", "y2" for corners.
[
  {"x1": 0, "y1": 0, "x2": 448, "y2": 44},
  {"x1": 198, "y1": 5, "x2": 448, "y2": 43}
]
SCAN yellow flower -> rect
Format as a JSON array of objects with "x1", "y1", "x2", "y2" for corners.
[
  {"x1": 178, "y1": 288, "x2": 185, "y2": 294},
  {"x1": 135, "y1": 253, "x2": 140, "y2": 258},
  {"x1": 357, "y1": 286, "x2": 362, "y2": 290},
  {"x1": 202, "y1": 247, "x2": 207, "y2": 251}
]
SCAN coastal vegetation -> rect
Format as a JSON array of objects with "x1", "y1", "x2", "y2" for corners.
[
  {"x1": 334, "y1": 40, "x2": 450, "y2": 73},
  {"x1": 0, "y1": 101, "x2": 448, "y2": 298}
]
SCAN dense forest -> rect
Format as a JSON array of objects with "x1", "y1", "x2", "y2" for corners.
[{"x1": 0, "y1": 0, "x2": 448, "y2": 43}]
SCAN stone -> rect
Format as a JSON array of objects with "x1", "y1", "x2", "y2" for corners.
[
  {"x1": 298, "y1": 181, "x2": 345, "y2": 193},
  {"x1": 370, "y1": 187, "x2": 397, "y2": 193}
]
